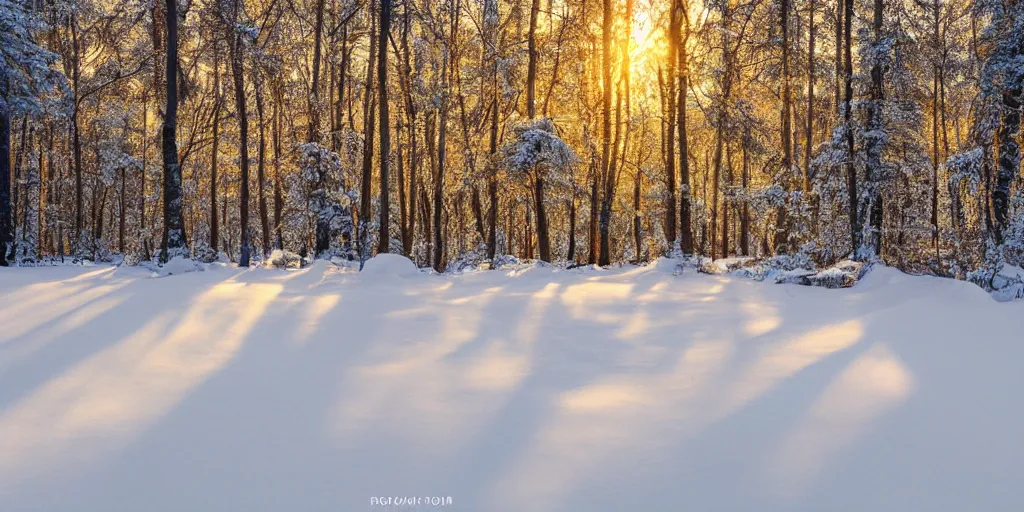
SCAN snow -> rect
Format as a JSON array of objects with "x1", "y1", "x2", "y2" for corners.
[
  {"x1": 359, "y1": 253, "x2": 420, "y2": 278},
  {"x1": 1, "y1": 262, "x2": 1023, "y2": 511}
]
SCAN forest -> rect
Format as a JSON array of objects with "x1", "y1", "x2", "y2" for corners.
[{"x1": 1, "y1": 0, "x2": 1022, "y2": 285}]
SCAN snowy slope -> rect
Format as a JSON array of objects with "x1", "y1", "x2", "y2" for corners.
[{"x1": 0, "y1": 260, "x2": 1022, "y2": 511}]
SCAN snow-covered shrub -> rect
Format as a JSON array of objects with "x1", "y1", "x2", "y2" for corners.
[
  {"x1": 291, "y1": 141, "x2": 358, "y2": 260},
  {"x1": 192, "y1": 242, "x2": 219, "y2": 263},
  {"x1": 267, "y1": 249, "x2": 304, "y2": 269},
  {"x1": 805, "y1": 260, "x2": 869, "y2": 288},
  {"x1": 446, "y1": 242, "x2": 487, "y2": 273}
]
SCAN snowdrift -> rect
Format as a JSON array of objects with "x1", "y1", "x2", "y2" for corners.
[{"x1": 359, "y1": 253, "x2": 420, "y2": 277}]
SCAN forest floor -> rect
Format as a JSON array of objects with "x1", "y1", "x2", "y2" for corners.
[{"x1": 1, "y1": 257, "x2": 1022, "y2": 511}]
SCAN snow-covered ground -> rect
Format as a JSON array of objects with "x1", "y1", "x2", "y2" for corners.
[{"x1": 1, "y1": 258, "x2": 1022, "y2": 511}]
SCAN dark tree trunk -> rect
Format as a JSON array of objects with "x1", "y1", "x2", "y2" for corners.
[
  {"x1": 665, "y1": 0, "x2": 679, "y2": 248},
  {"x1": 401, "y1": 7, "x2": 417, "y2": 256},
  {"x1": 741, "y1": 135, "x2": 750, "y2": 255},
  {"x1": 309, "y1": 0, "x2": 326, "y2": 142},
  {"x1": 71, "y1": 12, "x2": 85, "y2": 254},
  {"x1": 526, "y1": 0, "x2": 540, "y2": 119},
  {"x1": 804, "y1": 0, "x2": 815, "y2": 192},
  {"x1": 525, "y1": 0, "x2": 550, "y2": 262},
  {"x1": 860, "y1": 0, "x2": 884, "y2": 258},
  {"x1": 485, "y1": 0, "x2": 500, "y2": 260},
  {"x1": 835, "y1": 0, "x2": 843, "y2": 116},
  {"x1": 0, "y1": 97, "x2": 10, "y2": 265},
  {"x1": 993, "y1": 79, "x2": 1022, "y2": 242},
  {"x1": 433, "y1": 51, "x2": 449, "y2": 272},
  {"x1": 711, "y1": 125, "x2": 723, "y2": 260},
  {"x1": 359, "y1": 2, "x2": 378, "y2": 263},
  {"x1": 597, "y1": 0, "x2": 613, "y2": 266},
  {"x1": 229, "y1": 0, "x2": 251, "y2": 267},
  {"x1": 843, "y1": 0, "x2": 857, "y2": 255},
  {"x1": 633, "y1": 167, "x2": 642, "y2": 261},
  {"x1": 161, "y1": 0, "x2": 186, "y2": 262},
  {"x1": 567, "y1": 196, "x2": 577, "y2": 262},
  {"x1": 255, "y1": 74, "x2": 271, "y2": 257},
  {"x1": 775, "y1": 0, "x2": 794, "y2": 253},
  {"x1": 211, "y1": 44, "x2": 221, "y2": 253},
  {"x1": 588, "y1": 164, "x2": 599, "y2": 264},
  {"x1": 677, "y1": 3, "x2": 694, "y2": 254},
  {"x1": 272, "y1": 85, "x2": 284, "y2": 249},
  {"x1": 377, "y1": 0, "x2": 391, "y2": 254}
]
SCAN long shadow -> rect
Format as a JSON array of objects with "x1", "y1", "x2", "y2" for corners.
[
  {"x1": 0, "y1": 266, "x2": 254, "y2": 507},
  {"x1": 80, "y1": 265, "x2": 436, "y2": 511},
  {"x1": 0, "y1": 268, "x2": 244, "y2": 412}
]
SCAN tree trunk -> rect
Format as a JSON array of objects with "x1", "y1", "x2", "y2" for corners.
[
  {"x1": 741, "y1": 135, "x2": 750, "y2": 255},
  {"x1": 161, "y1": 0, "x2": 186, "y2": 262},
  {"x1": 377, "y1": 0, "x2": 392, "y2": 254},
  {"x1": 860, "y1": 0, "x2": 884, "y2": 258},
  {"x1": 665, "y1": 0, "x2": 679, "y2": 248},
  {"x1": 993, "y1": 77, "x2": 1022, "y2": 242},
  {"x1": 255, "y1": 73, "x2": 271, "y2": 257},
  {"x1": 211, "y1": 43, "x2": 221, "y2": 253},
  {"x1": 433, "y1": 31, "x2": 450, "y2": 272},
  {"x1": 633, "y1": 167, "x2": 643, "y2": 261},
  {"x1": 775, "y1": 0, "x2": 794, "y2": 253},
  {"x1": 834, "y1": 0, "x2": 843, "y2": 116},
  {"x1": 71, "y1": 12, "x2": 85, "y2": 255},
  {"x1": 568, "y1": 196, "x2": 577, "y2": 262},
  {"x1": 804, "y1": 0, "x2": 815, "y2": 192},
  {"x1": 677, "y1": 3, "x2": 694, "y2": 254},
  {"x1": 597, "y1": 0, "x2": 613, "y2": 266},
  {"x1": 843, "y1": 0, "x2": 857, "y2": 255},
  {"x1": 229, "y1": 0, "x2": 251, "y2": 267},
  {"x1": 485, "y1": 0, "x2": 500, "y2": 260},
  {"x1": 401, "y1": 7, "x2": 417, "y2": 256},
  {"x1": 359, "y1": 1, "x2": 378, "y2": 262},
  {"x1": 273, "y1": 85, "x2": 283, "y2": 250},
  {"x1": 309, "y1": 0, "x2": 326, "y2": 142},
  {"x1": 0, "y1": 97, "x2": 10, "y2": 265},
  {"x1": 526, "y1": 0, "x2": 550, "y2": 262}
]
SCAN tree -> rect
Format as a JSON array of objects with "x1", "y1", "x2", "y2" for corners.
[
  {"x1": 377, "y1": 0, "x2": 392, "y2": 254},
  {"x1": 160, "y1": 0, "x2": 187, "y2": 262}
]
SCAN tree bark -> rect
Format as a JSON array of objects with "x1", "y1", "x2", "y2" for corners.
[
  {"x1": 359, "y1": 1, "x2": 378, "y2": 262},
  {"x1": 377, "y1": 0, "x2": 392, "y2": 254},
  {"x1": 803, "y1": 0, "x2": 815, "y2": 192},
  {"x1": 526, "y1": 0, "x2": 550, "y2": 262},
  {"x1": 161, "y1": 0, "x2": 186, "y2": 262},
  {"x1": 255, "y1": 72, "x2": 271, "y2": 257},
  {"x1": 309, "y1": 0, "x2": 326, "y2": 142},
  {"x1": 229, "y1": 0, "x2": 251, "y2": 266},
  {"x1": 0, "y1": 97, "x2": 10, "y2": 265},
  {"x1": 677, "y1": 1, "x2": 694, "y2": 254},
  {"x1": 597, "y1": 0, "x2": 614, "y2": 266},
  {"x1": 665, "y1": 0, "x2": 679, "y2": 248},
  {"x1": 843, "y1": 0, "x2": 857, "y2": 255},
  {"x1": 775, "y1": 0, "x2": 794, "y2": 253},
  {"x1": 211, "y1": 43, "x2": 221, "y2": 253}
]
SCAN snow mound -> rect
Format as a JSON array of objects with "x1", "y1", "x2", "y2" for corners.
[
  {"x1": 360, "y1": 254, "x2": 419, "y2": 277},
  {"x1": 654, "y1": 256, "x2": 684, "y2": 275}
]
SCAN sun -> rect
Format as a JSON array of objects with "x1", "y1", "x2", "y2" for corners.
[{"x1": 628, "y1": 9, "x2": 661, "y2": 78}]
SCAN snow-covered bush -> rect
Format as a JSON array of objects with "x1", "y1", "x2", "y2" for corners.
[{"x1": 267, "y1": 249, "x2": 304, "y2": 269}]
